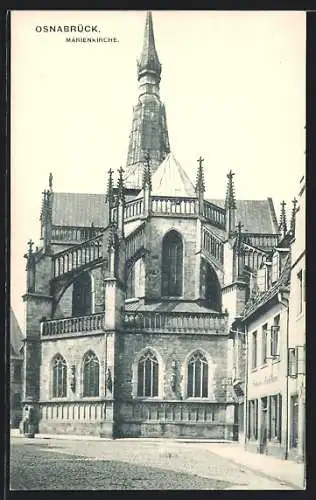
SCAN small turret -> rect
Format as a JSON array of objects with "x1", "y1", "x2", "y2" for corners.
[
  {"x1": 105, "y1": 168, "x2": 115, "y2": 224},
  {"x1": 290, "y1": 197, "x2": 298, "y2": 236},
  {"x1": 116, "y1": 167, "x2": 125, "y2": 239},
  {"x1": 142, "y1": 152, "x2": 152, "y2": 217},
  {"x1": 225, "y1": 170, "x2": 237, "y2": 238},
  {"x1": 195, "y1": 156, "x2": 205, "y2": 215},
  {"x1": 278, "y1": 200, "x2": 287, "y2": 238}
]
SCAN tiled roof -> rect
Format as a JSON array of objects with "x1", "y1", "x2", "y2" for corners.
[
  {"x1": 52, "y1": 192, "x2": 135, "y2": 227},
  {"x1": 207, "y1": 198, "x2": 278, "y2": 234},
  {"x1": 51, "y1": 193, "x2": 277, "y2": 236},
  {"x1": 124, "y1": 300, "x2": 220, "y2": 314},
  {"x1": 242, "y1": 258, "x2": 291, "y2": 320},
  {"x1": 10, "y1": 308, "x2": 24, "y2": 356}
]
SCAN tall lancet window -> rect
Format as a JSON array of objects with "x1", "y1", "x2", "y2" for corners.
[
  {"x1": 162, "y1": 230, "x2": 183, "y2": 297},
  {"x1": 52, "y1": 354, "x2": 67, "y2": 398},
  {"x1": 137, "y1": 350, "x2": 159, "y2": 397},
  {"x1": 83, "y1": 351, "x2": 99, "y2": 397},
  {"x1": 187, "y1": 351, "x2": 208, "y2": 398}
]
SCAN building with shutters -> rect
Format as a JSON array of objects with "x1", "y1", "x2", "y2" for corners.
[
  {"x1": 237, "y1": 178, "x2": 305, "y2": 462},
  {"x1": 21, "y1": 11, "x2": 288, "y2": 439},
  {"x1": 287, "y1": 175, "x2": 305, "y2": 463}
]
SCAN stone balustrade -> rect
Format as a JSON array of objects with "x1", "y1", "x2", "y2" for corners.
[
  {"x1": 51, "y1": 225, "x2": 101, "y2": 243},
  {"x1": 41, "y1": 313, "x2": 105, "y2": 337},
  {"x1": 202, "y1": 227, "x2": 224, "y2": 264},
  {"x1": 125, "y1": 224, "x2": 146, "y2": 262},
  {"x1": 243, "y1": 233, "x2": 280, "y2": 249},
  {"x1": 124, "y1": 198, "x2": 143, "y2": 220},
  {"x1": 123, "y1": 311, "x2": 228, "y2": 334},
  {"x1": 52, "y1": 234, "x2": 103, "y2": 278},
  {"x1": 203, "y1": 200, "x2": 226, "y2": 228},
  {"x1": 151, "y1": 196, "x2": 198, "y2": 216}
]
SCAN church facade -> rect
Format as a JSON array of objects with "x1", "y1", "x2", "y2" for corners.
[{"x1": 21, "y1": 12, "x2": 282, "y2": 439}]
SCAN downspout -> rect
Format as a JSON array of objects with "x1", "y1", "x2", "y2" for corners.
[{"x1": 278, "y1": 291, "x2": 289, "y2": 460}]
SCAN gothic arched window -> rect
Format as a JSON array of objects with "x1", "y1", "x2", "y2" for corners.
[
  {"x1": 83, "y1": 351, "x2": 99, "y2": 397},
  {"x1": 72, "y1": 272, "x2": 92, "y2": 317},
  {"x1": 52, "y1": 354, "x2": 67, "y2": 398},
  {"x1": 162, "y1": 230, "x2": 183, "y2": 297},
  {"x1": 137, "y1": 350, "x2": 159, "y2": 397},
  {"x1": 187, "y1": 351, "x2": 208, "y2": 398}
]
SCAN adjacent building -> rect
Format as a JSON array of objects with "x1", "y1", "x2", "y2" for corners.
[
  {"x1": 287, "y1": 176, "x2": 305, "y2": 463},
  {"x1": 236, "y1": 177, "x2": 305, "y2": 463}
]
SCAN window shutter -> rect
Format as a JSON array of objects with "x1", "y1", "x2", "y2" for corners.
[
  {"x1": 296, "y1": 345, "x2": 305, "y2": 375},
  {"x1": 288, "y1": 348, "x2": 297, "y2": 377},
  {"x1": 271, "y1": 253, "x2": 279, "y2": 284}
]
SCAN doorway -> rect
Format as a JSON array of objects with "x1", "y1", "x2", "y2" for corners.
[{"x1": 259, "y1": 396, "x2": 268, "y2": 454}]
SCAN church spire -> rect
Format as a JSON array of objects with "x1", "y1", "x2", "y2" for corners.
[
  {"x1": 124, "y1": 11, "x2": 170, "y2": 191},
  {"x1": 137, "y1": 11, "x2": 161, "y2": 82}
]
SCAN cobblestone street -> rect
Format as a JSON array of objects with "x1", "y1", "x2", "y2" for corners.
[{"x1": 10, "y1": 437, "x2": 299, "y2": 490}]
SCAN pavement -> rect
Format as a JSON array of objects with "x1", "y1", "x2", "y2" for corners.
[{"x1": 10, "y1": 429, "x2": 305, "y2": 490}]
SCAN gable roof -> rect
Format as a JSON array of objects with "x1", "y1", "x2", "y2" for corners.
[
  {"x1": 207, "y1": 198, "x2": 278, "y2": 234},
  {"x1": 10, "y1": 308, "x2": 24, "y2": 356},
  {"x1": 242, "y1": 257, "x2": 291, "y2": 320},
  {"x1": 52, "y1": 192, "x2": 136, "y2": 227}
]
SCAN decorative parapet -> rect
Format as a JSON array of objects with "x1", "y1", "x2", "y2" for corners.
[
  {"x1": 203, "y1": 200, "x2": 226, "y2": 229},
  {"x1": 41, "y1": 313, "x2": 105, "y2": 338},
  {"x1": 202, "y1": 226, "x2": 224, "y2": 265},
  {"x1": 123, "y1": 311, "x2": 228, "y2": 334},
  {"x1": 125, "y1": 223, "x2": 146, "y2": 263},
  {"x1": 51, "y1": 225, "x2": 102, "y2": 243},
  {"x1": 151, "y1": 196, "x2": 198, "y2": 217},
  {"x1": 52, "y1": 233, "x2": 103, "y2": 279},
  {"x1": 242, "y1": 233, "x2": 280, "y2": 250}
]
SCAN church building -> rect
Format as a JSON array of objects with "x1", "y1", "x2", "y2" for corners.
[{"x1": 21, "y1": 11, "x2": 281, "y2": 439}]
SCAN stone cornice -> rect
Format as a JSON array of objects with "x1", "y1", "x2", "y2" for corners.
[{"x1": 221, "y1": 281, "x2": 248, "y2": 294}]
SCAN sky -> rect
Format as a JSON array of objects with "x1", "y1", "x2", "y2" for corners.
[{"x1": 11, "y1": 10, "x2": 306, "y2": 330}]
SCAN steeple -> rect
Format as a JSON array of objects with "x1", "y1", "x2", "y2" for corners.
[
  {"x1": 125, "y1": 11, "x2": 170, "y2": 191},
  {"x1": 137, "y1": 11, "x2": 161, "y2": 83}
]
